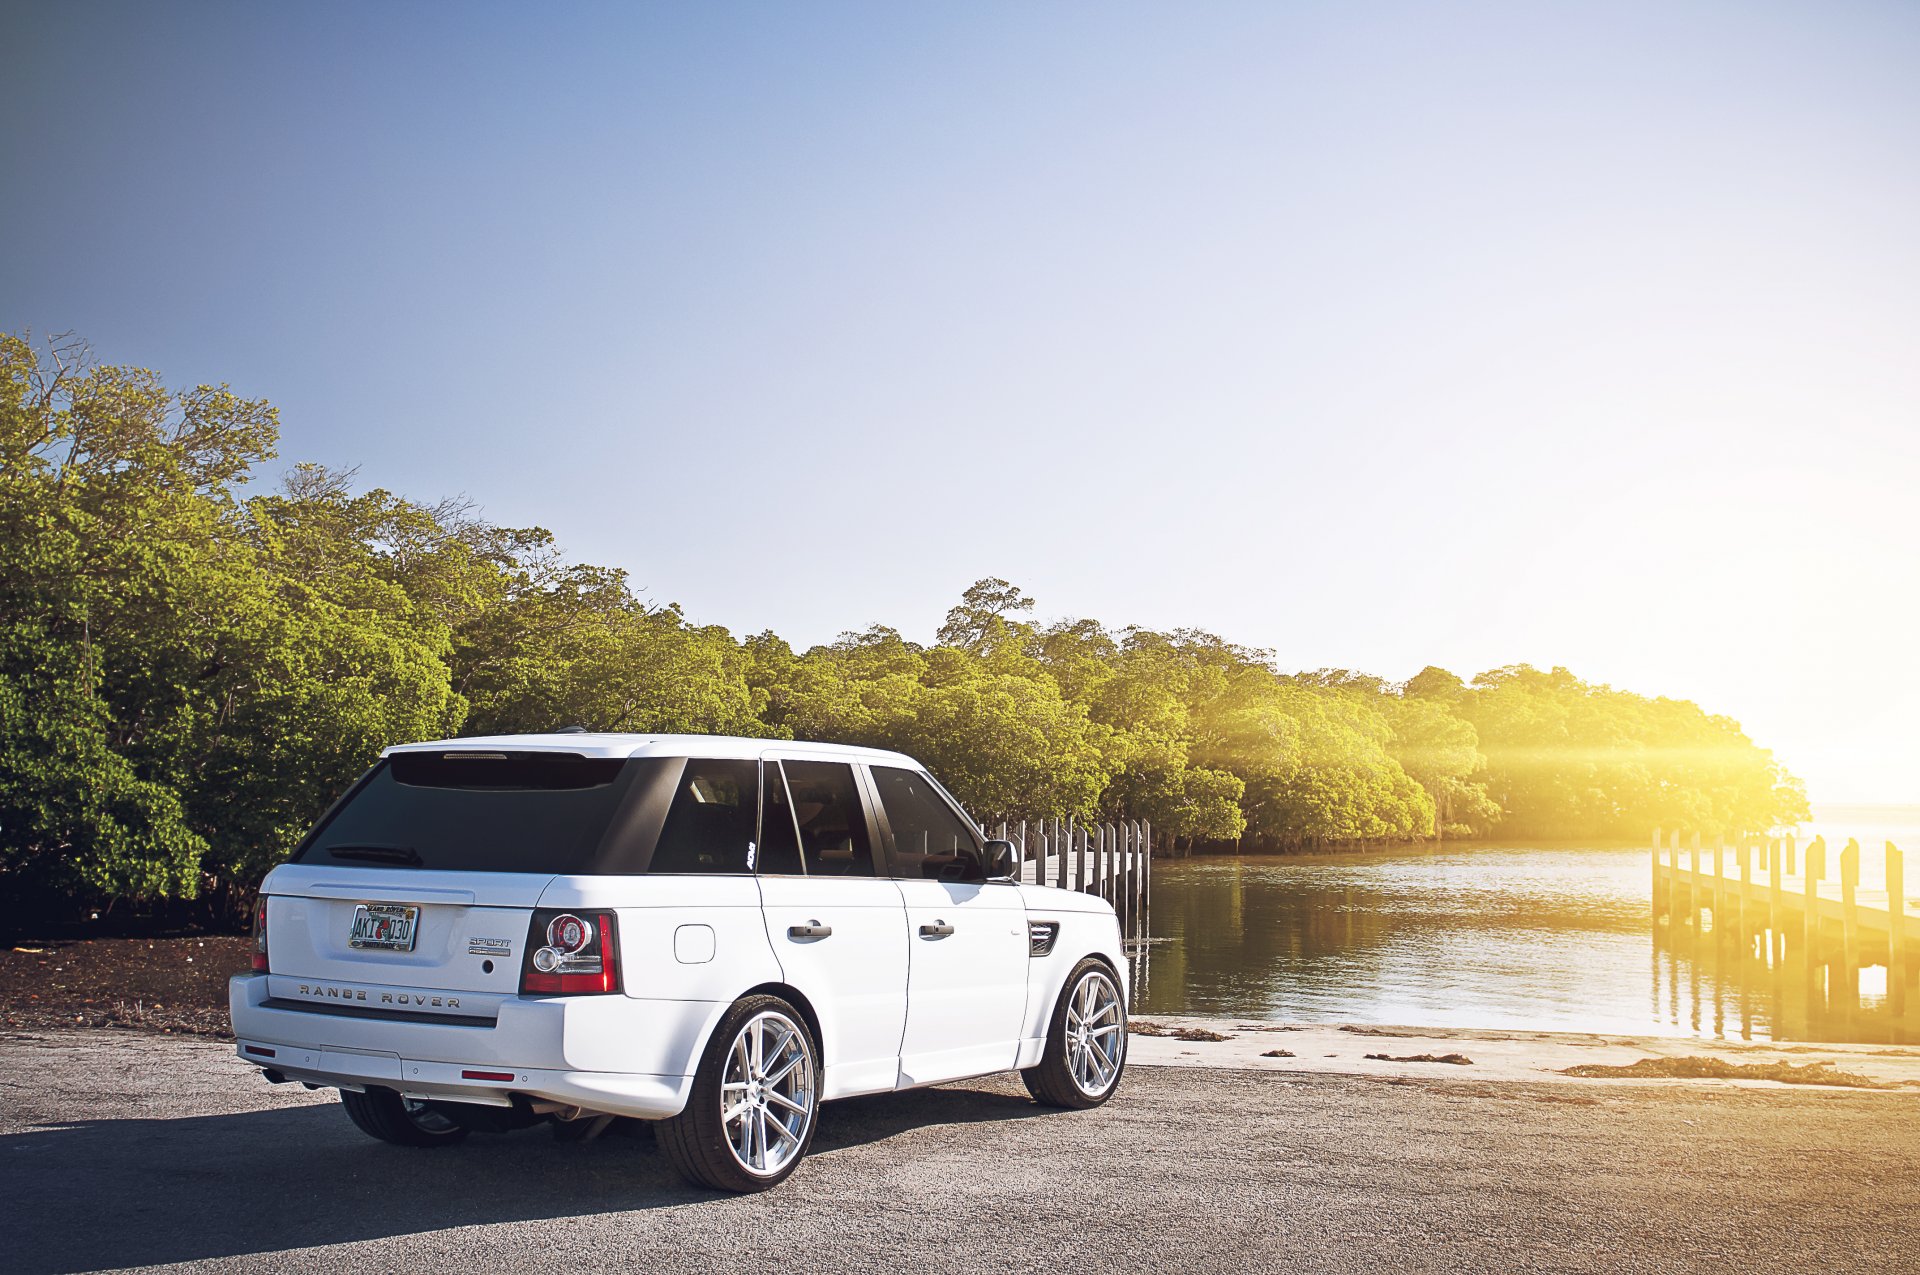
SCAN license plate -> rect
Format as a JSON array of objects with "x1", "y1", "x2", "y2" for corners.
[{"x1": 349, "y1": 903, "x2": 420, "y2": 952}]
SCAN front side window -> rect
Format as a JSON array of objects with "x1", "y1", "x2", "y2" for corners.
[
  {"x1": 870, "y1": 766, "x2": 980, "y2": 879},
  {"x1": 649, "y1": 758, "x2": 759, "y2": 874}
]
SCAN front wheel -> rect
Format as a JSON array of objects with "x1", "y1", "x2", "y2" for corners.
[
  {"x1": 657, "y1": 995, "x2": 820, "y2": 1192},
  {"x1": 339, "y1": 1088, "x2": 469, "y2": 1147},
  {"x1": 1022, "y1": 959, "x2": 1127, "y2": 1108}
]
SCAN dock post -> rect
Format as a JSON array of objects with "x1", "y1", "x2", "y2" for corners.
[
  {"x1": 1143, "y1": 819, "x2": 1152, "y2": 929},
  {"x1": 1840, "y1": 839, "x2": 1861, "y2": 1004},
  {"x1": 1738, "y1": 838, "x2": 1754, "y2": 948},
  {"x1": 1652, "y1": 827, "x2": 1663, "y2": 919},
  {"x1": 1720, "y1": 837, "x2": 1735, "y2": 917},
  {"x1": 1138, "y1": 820, "x2": 1148, "y2": 931},
  {"x1": 1668, "y1": 829, "x2": 1682, "y2": 918},
  {"x1": 1098, "y1": 824, "x2": 1110, "y2": 902},
  {"x1": 1769, "y1": 839, "x2": 1785, "y2": 964},
  {"x1": 1804, "y1": 836, "x2": 1827, "y2": 952},
  {"x1": 1785, "y1": 833, "x2": 1797, "y2": 878},
  {"x1": 1889, "y1": 842, "x2": 1907, "y2": 975},
  {"x1": 1689, "y1": 831, "x2": 1703, "y2": 923}
]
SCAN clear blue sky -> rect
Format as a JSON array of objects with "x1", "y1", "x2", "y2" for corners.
[{"x1": 5, "y1": 2, "x2": 1917, "y2": 801}]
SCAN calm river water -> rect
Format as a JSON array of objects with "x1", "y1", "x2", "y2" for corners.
[{"x1": 1136, "y1": 806, "x2": 1920, "y2": 1044}]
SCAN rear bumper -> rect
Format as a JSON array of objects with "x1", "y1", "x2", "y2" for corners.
[{"x1": 229, "y1": 974, "x2": 720, "y2": 1120}]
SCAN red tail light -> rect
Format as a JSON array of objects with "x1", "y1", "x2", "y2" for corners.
[
  {"x1": 520, "y1": 910, "x2": 619, "y2": 995},
  {"x1": 251, "y1": 896, "x2": 270, "y2": 973}
]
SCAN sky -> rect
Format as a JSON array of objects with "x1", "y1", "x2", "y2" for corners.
[{"x1": 3, "y1": 1, "x2": 1917, "y2": 802}]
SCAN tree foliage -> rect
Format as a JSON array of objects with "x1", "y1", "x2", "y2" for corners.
[{"x1": 0, "y1": 333, "x2": 1810, "y2": 919}]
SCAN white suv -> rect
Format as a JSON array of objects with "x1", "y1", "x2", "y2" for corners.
[{"x1": 230, "y1": 734, "x2": 1128, "y2": 1191}]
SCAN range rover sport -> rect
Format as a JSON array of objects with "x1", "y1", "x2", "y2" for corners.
[{"x1": 229, "y1": 733, "x2": 1128, "y2": 1191}]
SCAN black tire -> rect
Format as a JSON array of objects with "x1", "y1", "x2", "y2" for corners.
[
  {"x1": 1022, "y1": 958, "x2": 1127, "y2": 1109},
  {"x1": 339, "y1": 1087, "x2": 470, "y2": 1148},
  {"x1": 657, "y1": 994, "x2": 820, "y2": 1192}
]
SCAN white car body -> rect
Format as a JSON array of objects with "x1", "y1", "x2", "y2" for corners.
[{"x1": 229, "y1": 734, "x2": 1127, "y2": 1127}]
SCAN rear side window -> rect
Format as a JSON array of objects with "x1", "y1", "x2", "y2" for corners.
[
  {"x1": 781, "y1": 760, "x2": 877, "y2": 876},
  {"x1": 870, "y1": 766, "x2": 979, "y2": 879},
  {"x1": 296, "y1": 752, "x2": 646, "y2": 873},
  {"x1": 649, "y1": 759, "x2": 759, "y2": 874}
]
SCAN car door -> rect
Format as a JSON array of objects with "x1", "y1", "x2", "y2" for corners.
[
  {"x1": 865, "y1": 764, "x2": 1030, "y2": 1086},
  {"x1": 755, "y1": 755, "x2": 909, "y2": 1100}
]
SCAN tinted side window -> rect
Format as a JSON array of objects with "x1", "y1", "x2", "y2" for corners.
[
  {"x1": 870, "y1": 766, "x2": 979, "y2": 880},
  {"x1": 781, "y1": 760, "x2": 876, "y2": 876},
  {"x1": 649, "y1": 759, "x2": 759, "y2": 874},
  {"x1": 757, "y1": 760, "x2": 805, "y2": 876}
]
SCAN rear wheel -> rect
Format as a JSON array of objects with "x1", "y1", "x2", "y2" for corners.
[
  {"x1": 657, "y1": 995, "x2": 819, "y2": 1192},
  {"x1": 1022, "y1": 959, "x2": 1127, "y2": 1108},
  {"x1": 339, "y1": 1088, "x2": 469, "y2": 1147}
]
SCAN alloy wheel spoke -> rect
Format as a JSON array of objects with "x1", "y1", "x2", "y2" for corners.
[
  {"x1": 755, "y1": 1109, "x2": 774, "y2": 1169},
  {"x1": 766, "y1": 1088, "x2": 810, "y2": 1117},
  {"x1": 763, "y1": 1052, "x2": 804, "y2": 1087}
]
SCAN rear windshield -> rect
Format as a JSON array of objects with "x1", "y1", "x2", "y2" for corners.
[{"x1": 294, "y1": 752, "x2": 671, "y2": 874}]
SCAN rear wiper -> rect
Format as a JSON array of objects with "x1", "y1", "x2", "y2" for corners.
[{"x1": 324, "y1": 843, "x2": 423, "y2": 866}]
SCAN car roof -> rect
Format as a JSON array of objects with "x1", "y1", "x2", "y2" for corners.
[{"x1": 382, "y1": 732, "x2": 924, "y2": 768}]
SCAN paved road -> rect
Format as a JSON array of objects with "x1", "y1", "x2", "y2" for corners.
[{"x1": 3, "y1": 1031, "x2": 1916, "y2": 1274}]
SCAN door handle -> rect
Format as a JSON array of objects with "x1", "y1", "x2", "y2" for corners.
[
  {"x1": 788, "y1": 922, "x2": 832, "y2": 939},
  {"x1": 919, "y1": 921, "x2": 955, "y2": 938}
]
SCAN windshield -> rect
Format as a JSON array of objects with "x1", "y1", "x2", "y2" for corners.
[{"x1": 293, "y1": 752, "x2": 672, "y2": 874}]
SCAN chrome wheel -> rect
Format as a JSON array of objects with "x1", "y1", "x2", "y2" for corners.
[
  {"x1": 1065, "y1": 969, "x2": 1124, "y2": 1097},
  {"x1": 720, "y1": 1009, "x2": 816, "y2": 1177}
]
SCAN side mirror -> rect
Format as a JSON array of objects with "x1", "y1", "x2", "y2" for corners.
[{"x1": 982, "y1": 839, "x2": 1018, "y2": 880}]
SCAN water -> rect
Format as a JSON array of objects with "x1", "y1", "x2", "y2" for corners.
[{"x1": 1137, "y1": 806, "x2": 1920, "y2": 1044}]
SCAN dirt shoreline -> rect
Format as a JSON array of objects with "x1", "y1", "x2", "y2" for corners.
[
  {"x1": 11, "y1": 935, "x2": 1918, "y2": 1092},
  {"x1": 1125, "y1": 1015, "x2": 1920, "y2": 1090}
]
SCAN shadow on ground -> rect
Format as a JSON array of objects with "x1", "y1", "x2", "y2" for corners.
[{"x1": 0, "y1": 1083, "x2": 1046, "y2": 1274}]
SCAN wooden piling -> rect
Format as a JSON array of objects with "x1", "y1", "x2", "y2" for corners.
[
  {"x1": 1737, "y1": 838, "x2": 1753, "y2": 935},
  {"x1": 1840, "y1": 838, "x2": 1861, "y2": 998},
  {"x1": 1143, "y1": 819, "x2": 1152, "y2": 929},
  {"x1": 1768, "y1": 839, "x2": 1785, "y2": 962},
  {"x1": 1890, "y1": 842, "x2": 1907, "y2": 972},
  {"x1": 1667, "y1": 829, "x2": 1681, "y2": 918},
  {"x1": 1689, "y1": 831, "x2": 1703, "y2": 921},
  {"x1": 1804, "y1": 836, "x2": 1826, "y2": 953}
]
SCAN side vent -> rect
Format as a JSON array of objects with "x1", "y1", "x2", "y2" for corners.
[{"x1": 1028, "y1": 921, "x2": 1060, "y2": 958}]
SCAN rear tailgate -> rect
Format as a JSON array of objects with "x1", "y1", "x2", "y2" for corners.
[{"x1": 262, "y1": 864, "x2": 550, "y2": 1011}]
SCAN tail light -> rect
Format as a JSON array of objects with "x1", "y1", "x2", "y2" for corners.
[
  {"x1": 520, "y1": 910, "x2": 619, "y2": 995},
  {"x1": 251, "y1": 896, "x2": 270, "y2": 973}
]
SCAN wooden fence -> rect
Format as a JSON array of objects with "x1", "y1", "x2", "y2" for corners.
[{"x1": 981, "y1": 818, "x2": 1153, "y2": 946}]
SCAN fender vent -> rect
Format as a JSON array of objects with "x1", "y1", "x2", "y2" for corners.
[{"x1": 1029, "y1": 921, "x2": 1060, "y2": 957}]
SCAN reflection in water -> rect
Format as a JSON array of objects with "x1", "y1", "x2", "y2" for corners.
[{"x1": 1137, "y1": 841, "x2": 1918, "y2": 1044}]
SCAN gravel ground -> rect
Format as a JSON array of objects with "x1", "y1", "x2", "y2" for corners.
[{"x1": 3, "y1": 1031, "x2": 1917, "y2": 1274}]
